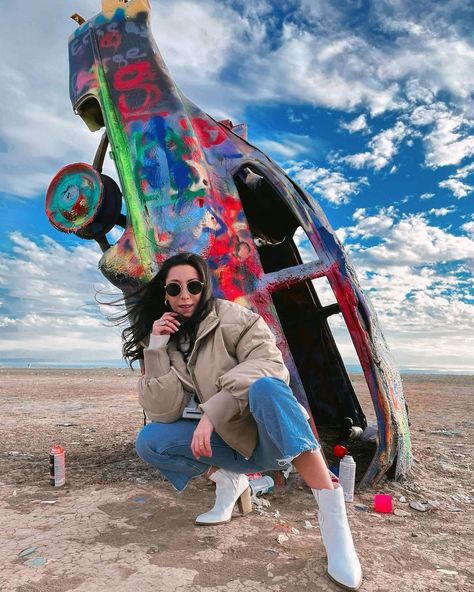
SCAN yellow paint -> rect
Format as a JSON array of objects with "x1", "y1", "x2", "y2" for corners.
[{"x1": 101, "y1": 0, "x2": 151, "y2": 19}]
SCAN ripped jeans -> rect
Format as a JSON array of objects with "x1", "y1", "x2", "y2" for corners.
[{"x1": 135, "y1": 376, "x2": 319, "y2": 492}]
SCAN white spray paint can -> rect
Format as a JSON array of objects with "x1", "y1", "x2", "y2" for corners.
[
  {"x1": 249, "y1": 475, "x2": 274, "y2": 496},
  {"x1": 49, "y1": 443, "x2": 66, "y2": 487},
  {"x1": 338, "y1": 455, "x2": 356, "y2": 502}
]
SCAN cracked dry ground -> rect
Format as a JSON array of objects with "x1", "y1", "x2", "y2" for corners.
[{"x1": 1, "y1": 369, "x2": 473, "y2": 592}]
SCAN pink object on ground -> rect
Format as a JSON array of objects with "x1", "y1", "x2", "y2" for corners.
[
  {"x1": 374, "y1": 494, "x2": 393, "y2": 513},
  {"x1": 246, "y1": 472, "x2": 262, "y2": 480}
]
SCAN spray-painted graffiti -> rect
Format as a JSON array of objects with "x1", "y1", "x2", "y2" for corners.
[{"x1": 46, "y1": 0, "x2": 411, "y2": 486}]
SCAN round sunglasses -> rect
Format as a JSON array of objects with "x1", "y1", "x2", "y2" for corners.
[{"x1": 164, "y1": 279, "x2": 204, "y2": 297}]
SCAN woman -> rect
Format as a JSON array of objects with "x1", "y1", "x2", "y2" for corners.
[{"x1": 123, "y1": 252, "x2": 362, "y2": 591}]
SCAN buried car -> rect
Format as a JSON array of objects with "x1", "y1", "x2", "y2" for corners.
[{"x1": 46, "y1": 0, "x2": 412, "y2": 486}]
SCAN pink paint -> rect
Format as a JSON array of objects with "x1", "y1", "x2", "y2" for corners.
[
  {"x1": 75, "y1": 70, "x2": 98, "y2": 93},
  {"x1": 374, "y1": 494, "x2": 393, "y2": 513}
]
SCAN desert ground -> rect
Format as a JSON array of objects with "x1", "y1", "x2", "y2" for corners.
[{"x1": 1, "y1": 368, "x2": 473, "y2": 592}]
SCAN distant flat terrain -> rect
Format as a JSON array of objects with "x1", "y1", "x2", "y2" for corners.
[{"x1": 1, "y1": 369, "x2": 473, "y2": 592}]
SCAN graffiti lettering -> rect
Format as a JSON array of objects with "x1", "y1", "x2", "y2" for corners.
[
  {"x1": 125, "y1": 47, "x2": 146, "y2": 61},
  {"x1": 102, "y1": 48, "x2": 147, "y2": 73},
  {"x1": 114, "y1": 61, "x2": 161, "y2": 117},
  {"x1": 125, "y1": 20, "x2": 149, "y2": 38},
  {"x1": 70, "y1": 29, "x2": 92, "y2": 57},
  {"x1": 112, "y1": 53, "x2": 128, "y2": 68},
  {"x1": 70, "y1": 38, "x2": 81, "y2": 57}
]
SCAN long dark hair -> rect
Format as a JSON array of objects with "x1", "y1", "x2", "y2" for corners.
[{"x1": 121, "y1": 252, "x2": 214, "y2": 366}]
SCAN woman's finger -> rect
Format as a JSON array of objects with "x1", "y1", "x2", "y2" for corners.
[
  {"x1": 193, "y1": 431, "x2": 205, "y2": 459},
  {"x1": 163, "y1": 313, "x2": 179, "y2": 322},
  {"x1": 155, "y1": 318, "x2": 179, "y2": 333},
  {"x1": 163, "y1": 312, "x2": 179, "y2": 320},
  {"x1": 202, "y1": 434, "x2": 212, "y2": 457},
  {"x1": 191, "y1": 433, "x2": 200, "y2": 459}
]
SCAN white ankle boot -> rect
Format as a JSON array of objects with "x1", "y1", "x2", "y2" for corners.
[
  {"x1": 195, "y1": 469, "x2": 252, "y2": 525},
  {"x1": 312, "y1": 485, "x2": 362, "y2": 591}
]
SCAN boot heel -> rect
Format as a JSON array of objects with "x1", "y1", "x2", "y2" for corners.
[{"x1": 236, "y1": 486, "x2": 252, "y2": 516}]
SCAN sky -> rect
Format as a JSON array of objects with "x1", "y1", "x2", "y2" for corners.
[{"x1": 0, "y1": 0, "x2": 473, "y2": 372}]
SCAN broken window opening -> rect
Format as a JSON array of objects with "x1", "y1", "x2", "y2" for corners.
[{"x1": 234, "y1": 163, "x2": 367, "y2": 432}]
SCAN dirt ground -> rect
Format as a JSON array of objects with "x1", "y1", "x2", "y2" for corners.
[{"x1": 1, "y1": 368, "x2": 473, "y2": 592}]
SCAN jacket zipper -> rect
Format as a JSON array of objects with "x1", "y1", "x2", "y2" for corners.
[
  {"x1": 177, "y1": 312, "x2": 252, "y2": 460},
  {"x1": 185, "y1": 317, "x2": 220, "y2": 404}
]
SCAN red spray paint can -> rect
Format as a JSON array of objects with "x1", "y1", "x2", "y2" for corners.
[{"x1": 49, "y1": 443, "x2": 65, "y2": 487}]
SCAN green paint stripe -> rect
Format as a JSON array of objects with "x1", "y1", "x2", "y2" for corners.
[{"x1": 96, "y1": 64, "x2": 154, "y2": 279}]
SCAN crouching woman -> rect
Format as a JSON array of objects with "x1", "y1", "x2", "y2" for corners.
[{"x1": 123, "y1": 252, "x2": 362, "y2": 591}]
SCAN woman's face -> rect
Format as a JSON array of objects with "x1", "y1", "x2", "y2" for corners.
[{"x1": 164, "y1": 264, "x2": 203, "y2": 318}]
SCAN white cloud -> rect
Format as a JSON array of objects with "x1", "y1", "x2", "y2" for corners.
[
  {"x1": 340, "y1": 114, "x2": 370, "y2": 134},
  {"x1": 285, "y1": 161, "x2": 368, "y2": 205},
  {"x1": 428, "y1": 207, "x2": 456, "y2": 216},
  {"x1": 2, "y1": 1, "x2": 474, "y2": 199},
  {"x1": 345, "y1": 212, "x2": 474, "y2": 268},
  {"x1": 153, "y1": 2, "x2": 242, "y2": 79},
  {"x1": 383, "y1": 36, "x2": 474, "y2": 110},
  {"x1": 0, "y1": 0, "x2": 250, "y2": 199},
  {"x1": 410, "y1": 103, "x2": 474, "y2": 167},
  {"x1": 461, "y1": 220, "x2": 474, "y2": 237},
  {"x1": 456, "y1": 162, "x2": 474, "y2": 177},
  {"x1": 243, "y1": 23, "x2": 402, "y2": 115},
  {"x1": 439, "y1": 161, "x2": 474, "y2": 198},
  {"x1": 288, "y1": 108, "x2": 305, "y2": 124},
  {"x1": 404, "y1": 78, "x2": 435, "y2": 105},
  {"x1": 439, "y1": 178, "x2": 473, "y2": 198},
  {"x1": 335, "y1": 206, "x2": 474, "y2": 370},
  {"x1": 343, "y1": 121, "x2": 409, "y2": 170},
  {"x1": 255, "y1": 133, "x2": 313, "y2": 159},
  {"x1": 0, "y1": 232, "x2": 123, "y2": 363},
  {"x1": 420, "y1": 192, "x2": 435, "y2": 200},
  {"x1": 301, "y1": 0, "x2": 474, "y2": 110},
  {"x1": 295, "y1": 205, "x2": 474, "y2": 370},
  {"x1": 0, "y1": 0, "x2": 103, "y2": 198}
]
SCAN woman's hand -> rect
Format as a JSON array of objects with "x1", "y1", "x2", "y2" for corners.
[
  {"x1": 191, "y1": 414, "x2": 214, "y2": 459},
  {"x1": 152, "y1": 312, "x2": 180, "y2": 336}
]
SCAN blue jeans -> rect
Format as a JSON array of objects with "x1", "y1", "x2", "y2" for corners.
[{"x1": 136, "y1": 376, "x2": 319, "y2": 491}]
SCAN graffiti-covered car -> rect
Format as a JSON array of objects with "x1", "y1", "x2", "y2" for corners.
[{"x1": 46, "y1": 0, "x2": 411, "y2": 486}]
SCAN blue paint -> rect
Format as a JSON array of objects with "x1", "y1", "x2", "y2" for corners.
[
  {"x1": 26, "y1": 557, "x2": 46, "y2": 568},
  {"x1": 133, "y1": 496, "x2": 147, "y2": 503}
]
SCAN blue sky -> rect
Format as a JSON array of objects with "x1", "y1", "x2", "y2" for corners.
[{"x1": 0, "y1": 0, "x2": 473, "y2": 372}]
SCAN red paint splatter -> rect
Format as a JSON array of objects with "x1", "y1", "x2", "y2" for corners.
[
  {"x1": 100, "y1": 31, "x2": 121, "y2": 49},
  {"x1": 191, "y1": 117, "x2": 227, "y2": 148}
]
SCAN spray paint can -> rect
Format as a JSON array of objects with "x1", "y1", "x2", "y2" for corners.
[
  {"x1": 249, "y1": 475, "x2": 274, "y2": 496},
  {"x1": 338, "y1": 455, "x2": 356, "y2": 502},
  {"x1": 49, "y1": 443, "x2": 65, "y2": 487}
]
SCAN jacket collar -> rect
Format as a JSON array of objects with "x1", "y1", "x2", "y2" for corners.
[
  {"x1": 167, "y1": 300, "x2": 221, "y2": 366},
  {"x1": 187, "y1": 301, "x2": 220, "y2": 364}
]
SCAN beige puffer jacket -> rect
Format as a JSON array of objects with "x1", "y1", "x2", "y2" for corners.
[{"x1": 138, "y1": 298, "x2": 290, "y2": 459}]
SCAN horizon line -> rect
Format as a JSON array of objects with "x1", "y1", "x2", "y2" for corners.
[{"x1": 1, "y1": 360, "x2": 473, "y2": 376}]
